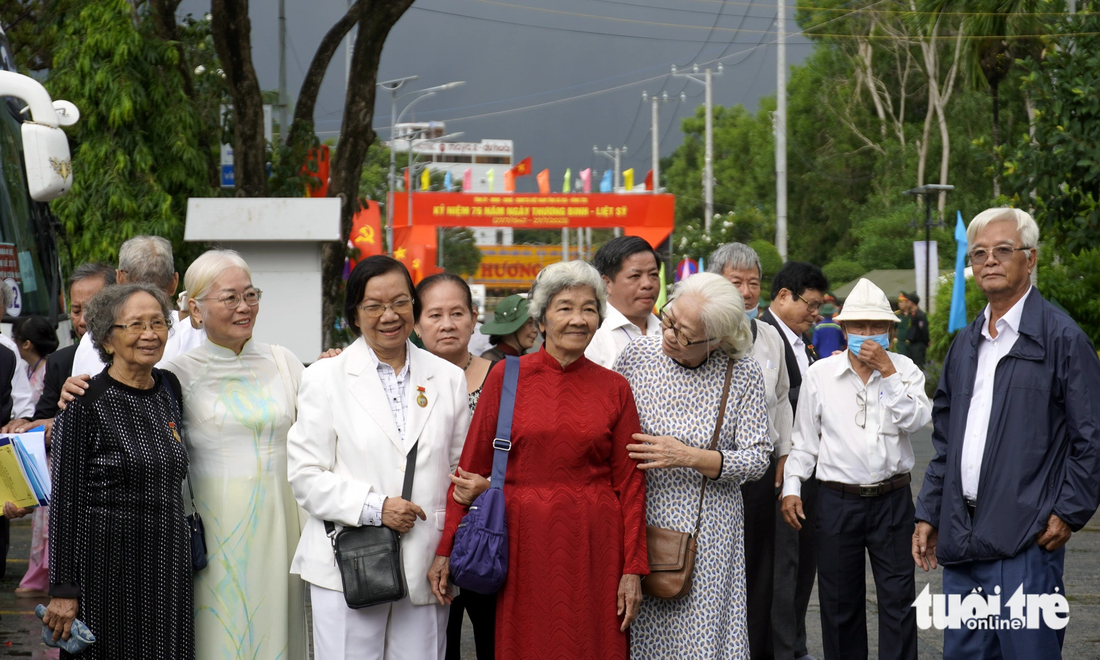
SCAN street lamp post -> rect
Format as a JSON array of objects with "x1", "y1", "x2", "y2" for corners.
[
  {"x1": 903, "y1": 184, "x2": 954, "y2": 313},
  {"x1": 673, "y1": 63, "x2": 723, "y2": 233},
  {"x1": 376, "y1": 78, "x2": 464, "y2": 255}
]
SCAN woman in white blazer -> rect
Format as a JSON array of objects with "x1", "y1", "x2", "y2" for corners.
[{"x1": 287, "y1": 256, "x2": 470, "y2": 660}]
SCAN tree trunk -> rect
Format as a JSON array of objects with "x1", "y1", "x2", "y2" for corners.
[
  {"x1": 322, "y1": 0, "x2": 415, "y2": 348},
  {"x1": 210, "y1": 0, "x2": 268, "y2": 197},
  {"x1": 991, "y1": 80, "x2": 1001, "y2": 197},
  {"x1": 287, "y1": 1, "x2": 362, "y2": 151}
]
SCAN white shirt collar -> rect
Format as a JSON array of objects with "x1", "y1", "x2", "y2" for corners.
[
  {"x1": 603, "y1": 303, "x2": 660, "y2": 335},
  {"x1": 980, "y1": 286, "x2": 1032, "y2": 340},
  {"x1": 775, "y1": 314, "x2": 804, "y2": 348},
  {"x1": 363, "y1": 340, "x2": 412, "y2": 376}
]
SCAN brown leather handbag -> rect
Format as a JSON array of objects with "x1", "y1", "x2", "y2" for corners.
[{"x1": 642, "y1": 359, "x2": 735, "y2": 600}]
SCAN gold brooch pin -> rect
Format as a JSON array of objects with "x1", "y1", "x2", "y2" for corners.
[
  {"x1": 168, "y1": 421, "x2": 182, "y2": 443},
  {"x1": 416, "y1": 386, "x2": 428, "y2": 408}
]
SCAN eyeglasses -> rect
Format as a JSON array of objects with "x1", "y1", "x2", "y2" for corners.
[
  {"x1": 968, "y1": 246, "x2": 1032, "y2": 265},
  {"x1": 795, "y1": 292, "x2": 823, "y2": 315},
  {"x1": 357, "y1": 298, "x2": 413, "y2": 318},
  {"x1": 112, "y1": 318, "x2": 169, "y2": 335},
  {"x1": 199, "y1": 289, "x2": 263, "y2": 309},
  {"x1": 855, "y1": 388, "x2": 867, "y2": 429},
  {"x1": 659, "y1": 307, "x2": 718, "y2": 347}
]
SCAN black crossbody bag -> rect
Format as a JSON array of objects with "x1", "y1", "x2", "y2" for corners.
[{"x1": 324, "y1": 442, "x2": 419, "y2": 609}]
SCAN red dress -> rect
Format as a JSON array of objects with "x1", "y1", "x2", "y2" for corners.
[{"x1": 438, "y1": 348, "x2": 649, "y2": 659}]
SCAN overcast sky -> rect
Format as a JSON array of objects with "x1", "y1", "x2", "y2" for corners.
[{"x1": 180, "y1": 0, "x2": 813, "y2": 193}]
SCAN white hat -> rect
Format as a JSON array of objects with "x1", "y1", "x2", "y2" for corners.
[{"x1": 834, "y1": 278, "x2": 898, "y2": 323}]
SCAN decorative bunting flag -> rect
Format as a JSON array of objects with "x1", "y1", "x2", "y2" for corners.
[
  {"x1": 948, "y1": 210, "x2": 969, "y2": 333},
  {"x1": 486, "y1": 168, "x2": 494, "y2": 192},
  {"x1": 580, "y1": 168, "x2": 592, "y2": 193},
  {"x1": 600, "y1": 170, "x2": 612, "y2": 193},
  {"x1": 504, "y1": 169, "x2": 515, "y2": 192},
  {"x1": 563, "y1": 168, "x2": 571, "y2": 193},
  {"x1": 420, "y1": 168, "x2": 431, "y2": 191},
  {"x1": 443, "y1": 170, "x2": 452, "y2": 191},
  {"x1": 537, "y1": 169, "x2": 550, "y2": 194},
  {"x1": 623, "y1": 168, "x2": 635, "y2": 191},
  {"x1": 462, "y1": 168, "x2": 472, "y2": 191},
  {"x1": 645, "y1": 169, "x2": 654, "y2": 191}
]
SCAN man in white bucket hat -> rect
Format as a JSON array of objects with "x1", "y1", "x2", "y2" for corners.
[{"x1": 780, "y1": 277, "x2": 931, "y2": 660}]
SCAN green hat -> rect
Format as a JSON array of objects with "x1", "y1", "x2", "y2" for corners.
[
  {"x1": 820, "y1": 303, "x2": 836, "y2": 316},
  {"x1": 480, "y1": 295, "x2": 531, "y2": 336}
]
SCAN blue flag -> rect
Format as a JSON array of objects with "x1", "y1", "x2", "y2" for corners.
[
  {"x1": 948, "y1": 211, "x2": 969, "y2": 333},
  {"x1": 443, "y1": 170, "x2": 452, "y2": 191},
  {"x1": 600, "y1": 169, "x2": 613, "y2": 193}
]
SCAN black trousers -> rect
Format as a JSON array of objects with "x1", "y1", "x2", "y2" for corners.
[
  {"x1": 816, "y1": 482, "x2": 917, "y2": 660},
  {"x1": 774, "y1": 470, "x2": 818, "y2": 659},
  {"x1": 741, "y1": 456, "x2": 777, "y2": 660},
  {"x1": 445, "y1": 589, "x2": 496, "y2": 660}
]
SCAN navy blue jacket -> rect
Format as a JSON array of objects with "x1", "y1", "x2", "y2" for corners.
[{"x1": 915, "y1": 290, "x2": 1100, "y2": 564}]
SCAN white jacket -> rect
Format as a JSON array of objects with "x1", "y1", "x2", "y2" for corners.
[{"x1": 287, "y1": 337, "x2": 470, "y2": 605}]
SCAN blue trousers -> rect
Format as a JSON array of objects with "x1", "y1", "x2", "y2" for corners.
[{"x1": 941, "y1": 542, "x2": 1066, "y2": 660}]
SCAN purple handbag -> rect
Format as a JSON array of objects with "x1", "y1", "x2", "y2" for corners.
[{"x1": 449, "y1": 355, "x2": 519, "y2": 594}]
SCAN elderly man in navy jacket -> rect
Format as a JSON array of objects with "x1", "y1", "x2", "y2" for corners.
[{"x1": 914, "y1": 207, "x2": 1100, "y2": 659}]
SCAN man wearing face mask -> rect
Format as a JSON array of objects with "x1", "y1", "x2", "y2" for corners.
[{"x1": 781, "y1": 278, "x2": 931, "y2": 660}]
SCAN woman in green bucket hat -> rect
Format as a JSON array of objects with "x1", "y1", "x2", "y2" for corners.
[{"x1": 479, "y1": 294, "x2": 539, "y2": 363}]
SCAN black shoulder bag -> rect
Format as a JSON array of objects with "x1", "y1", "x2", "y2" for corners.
[
  {"x1": 324, "y1": 442, "x2": 419, "y2": 609},
  {"x1": 162, "y1": 370, "x2": 208, "y2": 572}
]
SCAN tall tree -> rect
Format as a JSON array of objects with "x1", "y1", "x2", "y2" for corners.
[
  {"x1": 44, "y1": 0, "x2": 215, "y2": 270},
  {"x1": 210, "y1": 0, "x2": 415, "y2": 347}
]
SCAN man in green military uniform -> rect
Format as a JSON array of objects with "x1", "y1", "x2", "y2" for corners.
[{"x1": 898, "y1": 291, "x2": 929, "y2": 367}]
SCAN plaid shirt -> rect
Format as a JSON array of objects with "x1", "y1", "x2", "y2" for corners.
[{"x1": 360, "y1": 343, "x2": 411, "y2": 526}]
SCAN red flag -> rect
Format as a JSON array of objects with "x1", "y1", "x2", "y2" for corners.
[
  {"x1": 348, "y1": 201, "x2": 383, "y2": 268},
  {"x1": 537, "y1": 169, "x2": 550, "y2": 194},
  {"x1": 511, "y1": 157, "x2": 533, "y2": 177},
  {"x1": 504, "y1": 169, "x2": 515, "y2": 192},
  {"x1": 301, "y1": 146, "x2": 331, "y2": 197},
  {"x1": 393, "y1": 225, "x2": 442, "y2": 285},
  {"x1": 645, "y1": 169, "x2": 654, "y2": 191},
  {"x1": 403, "y1": 168, "x2": 410, "y2": 191}
]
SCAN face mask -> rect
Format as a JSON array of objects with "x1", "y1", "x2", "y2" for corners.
[
  {"x1": 745, "y1": 306, "x2": 758, "y2": 320},
  {"x1": 847, "y1": 333, "x2": 890, "y2": 355}
]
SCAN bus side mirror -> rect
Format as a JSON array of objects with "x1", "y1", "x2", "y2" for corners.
[{"x1": 22, "y1": 122, "x2": 72, "y2": 202}]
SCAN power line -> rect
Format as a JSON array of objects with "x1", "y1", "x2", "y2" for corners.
[{"x1": 590, "y1": 0, "x2": 1077, "y2": 16}]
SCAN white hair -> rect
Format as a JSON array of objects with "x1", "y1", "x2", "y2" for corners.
[
  {"x1": 118, "y1": 235, "x2": 176, "y2": 290},
  {"x1": 967, "y1": 207, "x2": 1040, "y2": 249},
  {"x1": 184, "y1": 249, "x2": 252, "y2": 317},
  {"x1": 668, "y1": 272, "x2": 753, "y2": 359},
  {"x1": 528, "y1": 260, "x2": 607, "y2": 326}
]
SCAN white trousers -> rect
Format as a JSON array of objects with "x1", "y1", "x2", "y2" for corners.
[{"x1": 311, "y1": 584, "x2": 449, "y2": 660}]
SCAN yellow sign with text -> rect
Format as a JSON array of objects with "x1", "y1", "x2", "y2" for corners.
[{"x1": 474, "y1": 245, "x2": 582, "y2": 287}]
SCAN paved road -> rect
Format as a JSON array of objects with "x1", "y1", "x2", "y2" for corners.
[{"x1": 2, "y1": 425, "x2": 1098, "y2": 658}]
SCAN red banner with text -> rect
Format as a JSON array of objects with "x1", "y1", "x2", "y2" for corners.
[{"x1": 390, "y1": 192, "x2": 674, "y2": 230}]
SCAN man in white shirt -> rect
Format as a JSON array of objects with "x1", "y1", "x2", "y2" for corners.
[
  {"x1": 781, "y1": 278, "x2": 931, "y2": 660},
  {"x1": 760, "y1": 260, "x2": 828, "y2": 660},
  {"x1": 71, "y1": 235, "x2": 205, "y2": 377},
  {"x1": 711, "y1": 242, "x2": 793, "y2": 660},
  {"x1": 586, "y1": 236, "x2": 661, "y2": 369}
]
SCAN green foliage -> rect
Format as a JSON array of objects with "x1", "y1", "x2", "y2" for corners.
[
  {"x1": 822, "y1": 259, "x2": 865, "y2": 290},
  {"x1": 1036, "y1": 248, "x2": 1100, "y2": 349},
  {"x1": 1003, "y1": 14, "x2": 1100, "y2": 255},
  {"x1": 927, "y1": 272, "x2": 987, "y2": 362},
  {"x1": 441, "y1": 228, "x2": 482, "y2": 278},
  {"x1": 675, "y1": 206, "x2": 773, "y2": 261},
  {"x1": 45, "y1": 1, "x2": 218, "y2": 271}
]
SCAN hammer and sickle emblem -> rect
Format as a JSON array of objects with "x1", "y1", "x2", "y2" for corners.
[
  {"x1": 412, "y1": 258, "x2": 422, "y2": 270},
  {"x1": 355, "y1": 226, "x2": 375, "y2": 245}
]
